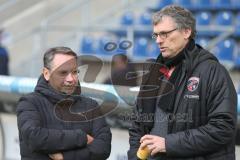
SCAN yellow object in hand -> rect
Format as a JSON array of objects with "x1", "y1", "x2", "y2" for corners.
[{"x1": 137, "y1": 146, "x2": 150, "y2": 160}]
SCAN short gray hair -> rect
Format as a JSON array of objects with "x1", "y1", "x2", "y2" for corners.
[
  {"x1": 152, "y1": 5, "x2": 196, "y2": 39},
  {"x1": 43, "y1": 47, "x2": 77, "y2": 70}
]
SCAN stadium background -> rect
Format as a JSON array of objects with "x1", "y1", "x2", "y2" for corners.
[{"x1": 0, "y1": 0, "x2": 240, "y2": 159}]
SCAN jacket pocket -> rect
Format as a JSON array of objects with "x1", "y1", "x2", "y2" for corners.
[{"x1": 184, "y1": 97, "x2": 200, "y2": 129}]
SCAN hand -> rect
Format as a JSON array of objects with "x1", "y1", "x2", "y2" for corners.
[
  {"x1": 49, "y1": 152, "x2": 64, "y2": 160},
  {"x1": 87, "y1": 134, "x2": 94, "y2": 144},
  {"x1": 140, "y1": 135, "x2": 166, "y2": 156}
]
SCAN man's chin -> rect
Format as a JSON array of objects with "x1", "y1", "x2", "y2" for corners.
[
  {"x1": 162, "y1": 53, "x2": 176, "y2": 59},
  {"x1": 61, "y1": 89, "x2": 75, "y2": 95}
]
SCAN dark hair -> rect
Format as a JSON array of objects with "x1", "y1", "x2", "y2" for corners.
[
  {"x1": 152, "y1": 5, "x2": 196, "y2": 39},
  {"x1": 43, "y1": 47, "x2": 77, "y2": 70}
]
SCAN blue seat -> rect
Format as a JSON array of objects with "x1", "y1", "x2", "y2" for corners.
[
  {"x1": 195, "y1": 12, "x2": 212, "y2": 36},
  {"x1": 157, "y1": 0, "x2": 173, "y2": 9},
  {"x1": 192, "y1": 0, "x2": 211, "y2": 10},
  {"x1": 196, "y1": 11, "x2": 211, "y2": 25},
  {"x1": 196, "y1": 37, "x2": 210, "y2": 48},
  {"x1": 139, "y1": 12, "x2": 152, "y2": 26},
  {"x1": 214, "y1": 11, "x2": 234, "y2": 35},
  {"x1": 96, "y1": 37, "x2": 115, "y2": 55},
  {"x1": 174, "y1": 0, "x2": 192, "y2": 8},
  {"x1": 234, "y1": 46, "x2": 240, "y2": 68},
  {"x1": 235, "y1": 12, "x2": 240, "y2": 36},
  {"x1": 134, "y1": 38, "x2": 148, "y2": 57},
  {"x1": 120, "y1": 11, "x2": 134, "y2": 26},
  {"x1": 215, "y1": 11, "x2": 234, "y2": 26},
  {"x1": 215, "y1": 39, "x2": 236, "y2": 62},
  {"x1": 80, "y1": 36, "x2": 95, "y2": 54},
  {"x1": 114, "y1": 38, "x2": 129, "y2": 54},
  {"x1": 213, "y1": 0, "x2": 231, "y2": 9},
  {"x1": 149, "y1": 42, "x2": 159, "y2": 57},
  {"x1": 231, "y1": 0, "x2": 240, "y2": 9}
]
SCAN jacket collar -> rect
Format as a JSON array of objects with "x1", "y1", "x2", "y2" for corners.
[{"x1": 34, "y1": 75, "x2": 81, "y2": 104}]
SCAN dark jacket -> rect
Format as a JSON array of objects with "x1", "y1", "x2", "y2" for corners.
[
  {"x1": 0, "y1": 46, "x2": 9, "y2": 75},
  {"x1": 128, "y1": 43, "x2": 237, "y2": 160},
  {"x1": 17, "y1": 75, "x2": 111, "y2": 160}
]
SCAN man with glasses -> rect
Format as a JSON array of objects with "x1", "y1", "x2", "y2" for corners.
[
  {"x1": 16, "y1": 47, "x2": 111, "y2": 160},
  {"x1": 128, "y1": 5, "x2": 237, "y2": 160}
]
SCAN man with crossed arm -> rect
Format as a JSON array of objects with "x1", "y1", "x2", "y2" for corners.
[{"x1": 17, "y1": 47, "x2": 111, "y2": 160}]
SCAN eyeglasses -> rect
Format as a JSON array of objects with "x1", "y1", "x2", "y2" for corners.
[{"x1": 152, "y1": 28, "x2": 178, "y2": 39}]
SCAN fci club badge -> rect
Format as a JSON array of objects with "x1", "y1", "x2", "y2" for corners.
[{"x1": 187, "y1": 77, "x2": 199, "y2": 92}]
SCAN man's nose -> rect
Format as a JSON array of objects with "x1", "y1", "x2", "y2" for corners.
[
  {"x1": 65, "y1": 73, "x2": 75, "y2": 82},
  {"x1": 156, "y1": 35, "x2": 164, "y2": 43}
]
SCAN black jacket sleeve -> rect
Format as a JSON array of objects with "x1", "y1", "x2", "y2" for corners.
[
  {"x1": 128, "y1": 108, "x2": 145, "y2": 160},
  {"x1": 128, "y1": 60, "x2": 156, "y2": 160},
  {"x1": 63, "y1": 123, "x2": 111, "y2": 160},
  {"x1": 87, "y1": 115, "x2": 112, "y2": 160},
  {"x1": 63, "y1": 100, "x2": 112, "y2": 160},
  {"x1": 63, "y1": 148, "x2": 90, "y2": 160},
  {"x1": 17, "y1": 98, "x2": 88, "y2": 154},
  {"x1": 165, "y1": 64, "x2": 237, "y2": 157}
]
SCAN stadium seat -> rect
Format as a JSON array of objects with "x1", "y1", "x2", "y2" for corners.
[
  {"x1": 134, "y1": 37, "x2": 148, "y2": 57},
  {"x1": 120, "y1": 11, "x2": 134, "y2": 26},
  {"x1": 235, "y1": 12, "x2": 240, "y2": 36},
  {"x1": 196, "y1": 11, "x2": 211, "y2": 25},
  {"x1": 139, "y1": 12, "x2": 152, "y2": 26},
  {"x1": 214, "y1": 39, "x2": 236, "y2": 62},
  {"x1": 174, "y1": 0, "x2": 193, "y2": 8},
  {"x1": 195, "y1": 11, "x2": 212, "y2": 36},
  {"x1": 156, "y1": 0, "x2": 173, "y2": 9},
  {"x1": 213, "y1": 0, "x2": 231, "y2": 9},
  {"x1": 80, "y1": 36, "x2": 95, "y2": 54},
  {"x1": 192, "y1": 0, "x2": 212, "y2": 10},
  {"x1": 213, "y1": 11, "x2": 234, "y2": 35},
  {"x1": 196, "y1": 37, "x2": 210, "y2": 48},
  {"x1": 215, "y1": 11, "x2": 234, "y2": 26},
  {"x1": 96, "y1": 36, "x2": 115, "y2": 55},
  {"x1": 233, "y1": 45, "x2": 240, "y2": 68},
  {"x1": 231, "y1": 0, "x2": 240, "y2": 9},
  {"x1": 149, "y1": 42, "x2": 159, "y2": 57}
]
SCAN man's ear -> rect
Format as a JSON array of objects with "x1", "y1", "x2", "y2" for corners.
[
  {"x1": 183, "y1": 28, "x2": 192, "y2": 39},
  {"x1": 43, "y1": 67, "x2": 50, "y2": 81}
]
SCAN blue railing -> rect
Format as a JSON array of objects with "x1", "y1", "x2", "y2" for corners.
[
  {"x1": 0, "y1": 75, "x2": 239, "y2": 113},
  {"x1": 0, "y1": 75, "x2": 136, "y2": 108}
]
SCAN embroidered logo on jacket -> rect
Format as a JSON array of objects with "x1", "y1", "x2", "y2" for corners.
[{"x1": 187, "y1": 77, "x2": 199, "y2": 92}]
